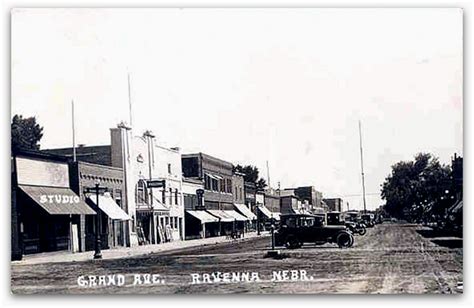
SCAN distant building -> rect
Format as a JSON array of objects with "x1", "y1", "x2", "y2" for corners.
[
  {"x1": 323, "y1": 198, "x2": 343, "y2": 212},
  {"x1": 264, "y1": 188, "x2": 280, "y2": 213},
  {"x1": 283, "y1": 186, "x2": 323, "y2": 211},
  {"x1": 244, "y1": 181, "x2": 257, "y2": 211},
  {"x1": 232, "y1": 172, "x2": 245, "y2": 205}
]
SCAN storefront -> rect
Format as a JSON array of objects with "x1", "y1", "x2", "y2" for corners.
[
  {"x1": 206, "y1": 209, "x2": 247, "y2": 236},
  {"x1": 234, "y1": 203, "x2": 257, "y2": 231},
  {"x1": 85, "y1": 192, "x2": 131, "y2": 250},
  {"x1": 185, "y1": 210, "x2": 220, "y2": 239},
  {"x1": 12, "y1": 152, "x2": 96, "y2": 259},
  {"x1": 70, "y1": 161, "x2": 132, "y2": 251}
]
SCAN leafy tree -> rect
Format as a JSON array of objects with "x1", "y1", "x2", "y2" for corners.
[
  {"x1": 11, "y1": 114, "x2": 44, "y2": 153},
  {"x1": 381, "y1": 153, "x2": 452, "y2": 221},
  {"x1": 256, "y1": 178, "x2": 267, "y2": 191},
  {"x1": 234, "y1": 164, "x2": 267, "y2": 191}
]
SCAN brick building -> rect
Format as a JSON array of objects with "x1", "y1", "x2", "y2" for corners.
[
  {"x1": 69, "y1": 161, "x2": 130, "y2": 251},
  {"x1": 182, "y1": 153, "x2": 234, "y2": 210},
  {"x1": 181, "y1": 153, "x2": 247, "y2": 236}
]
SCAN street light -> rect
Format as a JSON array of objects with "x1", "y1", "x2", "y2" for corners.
[{"x1": 84, "y1": 182, "x2": 108, "y2": 260}]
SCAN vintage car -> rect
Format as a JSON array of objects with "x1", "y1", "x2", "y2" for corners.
[
  {"x1": 361, "y1": 213, "x2": 375, "y2": 227},
  {"x1": 275, "y1": 213, "x2": 354, "y2": 249},
  {"x1": 327, "y1": 211, "x2": 366, "y2": 235}
]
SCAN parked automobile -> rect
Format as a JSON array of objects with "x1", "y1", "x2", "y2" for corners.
[
  {"x1": 275, "y1": 213, "x2": 354, "y2": 249},
  {"x1": 361, "y1": 213, "x2": 375, "y2": 227},
  {"x1": 327, "y1": 211, "x2": 366, "y2": 235}
]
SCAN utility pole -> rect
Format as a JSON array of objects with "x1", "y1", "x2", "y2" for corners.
[
  {"x1": 71, "y1": 100, "x2": 76, "y2": 162},
  {"x1": 358, "y1": 120, "x2": 367, "y2": 213}
]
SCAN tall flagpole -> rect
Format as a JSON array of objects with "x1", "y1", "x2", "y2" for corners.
[
  {"x1": 72, "y1": 100, "x2": 76, "y2": 162},
  {"x1": 266, "y1": 160, "x2": 271, "y2": 188},
  {"x1": 128, "y1": 73, "x2": 133, "y2": 127},
  {"x1": 358, "y1": 120, "x2": 367, "y2": 213}
]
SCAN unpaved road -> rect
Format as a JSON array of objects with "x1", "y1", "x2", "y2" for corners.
[{"x1": 11, "y1": 223, "x2": 462, "y2": 294}]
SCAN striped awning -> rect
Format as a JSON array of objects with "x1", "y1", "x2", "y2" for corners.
[
  {"x1": 234, "y1": 203, "x2": 257, "y2": 220},
  {"x1": 257, "y1": 205, "x2": 273, "y2": 219},
  {"x1": 88, "y1": 194, "x2": 131, "y2": 221},
  {"x1": 225, "y1": 210, "x2": 248, "y2": 222},
  {"x1": 206, "y1": 210, "x2": 235, "y2": 222},
  {"x1": 186, "y1": 210, "x2": 219, "y2": 223}
]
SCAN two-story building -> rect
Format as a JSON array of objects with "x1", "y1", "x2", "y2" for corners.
[{"x1": 182, "y1": 153, "x2": 247, "y2": 236}]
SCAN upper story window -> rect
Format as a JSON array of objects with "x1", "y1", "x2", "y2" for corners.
[
  {"x1": 211, "y1": 178, "x2": 218, "y2": 191},
  {"x1": 175, "y1": 188, "x2": 179, "y2": 205},
  {"x1": 226, "y1": 179, "x2": 232, "y2": 193},
  {"x1": 204, "y1": 174, "x2": 211, "y2": 190},
  {"x1": 136, "y1": 180, "x2": 148, "y2": 205},
  {"x1": 167, "y1": 163, "x2": 172, "y2": 174}
]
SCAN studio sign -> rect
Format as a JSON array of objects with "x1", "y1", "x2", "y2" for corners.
[{"x1": 40, "y1": 194, "x2": 80, "y2": 204}]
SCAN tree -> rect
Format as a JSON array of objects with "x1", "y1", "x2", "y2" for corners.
[
  {"x1": 233, "y1": 164, "x2": 267, "y2": 191},
  {"x1": 11, "y1": 114, "x2": 44, "y2": 153},
  {"x1": 381, "y1": 153, "x2": 452, "y2": 221}
]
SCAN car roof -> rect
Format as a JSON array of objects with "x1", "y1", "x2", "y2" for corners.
[{"x1": 281, "y1": 213, "x2": 318, "y2": 218}]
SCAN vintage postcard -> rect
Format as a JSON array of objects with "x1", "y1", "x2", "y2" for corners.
[{"x1": 10, "y1": 8, "x2": 463, "y2": 294}]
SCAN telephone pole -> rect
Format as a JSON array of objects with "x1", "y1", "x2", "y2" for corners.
[{"x1": 359, "y1": 120, "x2": 367, "y2": 213}]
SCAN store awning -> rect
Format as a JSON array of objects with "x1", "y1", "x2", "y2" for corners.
[
  {"x1": 206, "y1": 210, "x2": 235, "y2": 222},
  {"x1": 224, "y1": 210, "x2": 248, "y2": 222},
  {"x1": 234, "y1": 203, "x2": 257, "y2": 220},
  {"x1": 88, "y1": 194, "x2": 131, "y2": 221},
  {"x1": 19, "y1": 185, "x2": 96, "y2": 215},
  {"x1": 257, "y1": 206, "x2": 274, "y2": 219},
  {"x1": 186, "y1": 210, "x2": 220, "y2": 223}
]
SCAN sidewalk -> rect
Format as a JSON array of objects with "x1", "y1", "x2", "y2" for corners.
[{"x1": 12, "y1": 231, "x2": 270, "y2": 265}]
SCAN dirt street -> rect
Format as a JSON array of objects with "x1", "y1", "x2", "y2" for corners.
[{"x1": 11, "y1": 223, "x2": 463, "y2": 294}]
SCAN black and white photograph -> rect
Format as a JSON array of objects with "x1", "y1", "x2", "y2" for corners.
[{"x1": 9, "y1": 7, "x2": 463, "y2": 295}]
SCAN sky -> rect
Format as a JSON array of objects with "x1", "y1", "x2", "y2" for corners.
[{"x1": 11, "y1": 8, "x2": 463, "y2": 210}]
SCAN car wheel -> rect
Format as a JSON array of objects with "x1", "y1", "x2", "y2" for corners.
[
  {"x1": 336, "y1": 231, "x2": 353, "y2": 248},
  {"x1": 358, "y1": 227, "x2": 367, "y2": 235},
  {"x1": 284, "y1": 235, "x2": 301, "y2": 249}
]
